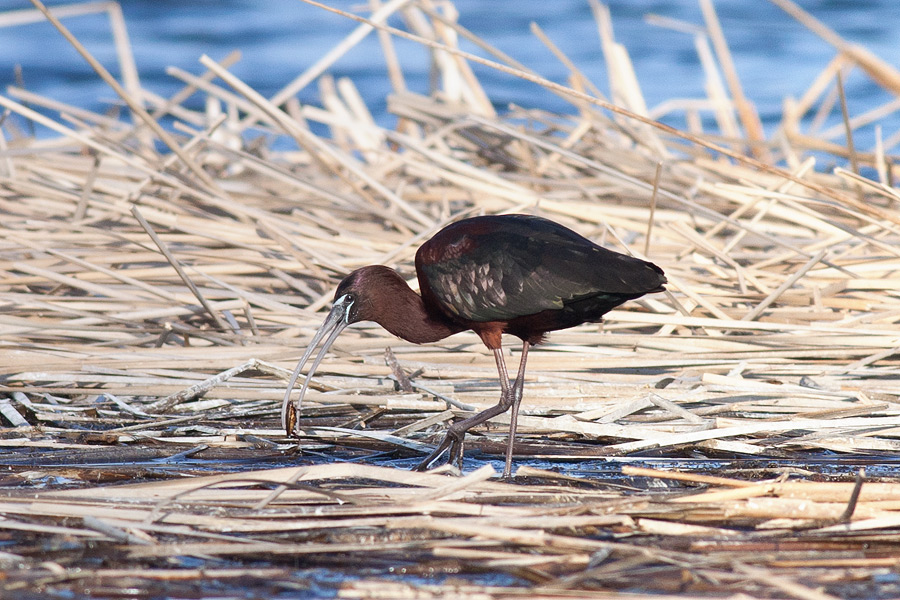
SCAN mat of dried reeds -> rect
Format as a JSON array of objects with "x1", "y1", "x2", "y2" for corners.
[{"x1": 1, "y1": 0, "x2": 900, "y2": 598}]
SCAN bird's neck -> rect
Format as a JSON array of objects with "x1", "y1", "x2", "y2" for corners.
[
  {"x1": 359, "y1": 269, "x2": 462, "y2": 344},
  {"x1": 383, "y1": 287, "x2": 462, "y2": 344}
]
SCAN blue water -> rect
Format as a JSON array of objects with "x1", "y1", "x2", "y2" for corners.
[{"x1": 2, "y1": 0, "x2": 900, "y2": 151}]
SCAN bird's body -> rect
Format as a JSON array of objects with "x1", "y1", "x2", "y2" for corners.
[
  {"x1": 282, "y1": 214, "x2": 666, "y2": 477},
  {"x1": 417, "y1": 215, "x2": 665, "y2": 347}
]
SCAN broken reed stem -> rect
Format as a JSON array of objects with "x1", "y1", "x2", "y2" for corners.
[
  {"x1": 151, "y1": 49, "x2": 242, "y2": 120},
  {"x1": 369, "y1": 0, "x2": 406, "y2": 94},
  {"x1": 838, "y1": 468, "x2": 865, "y2": 522},
  {"x1": 741, "y1": 249, "x2": 828, "y2": 321},
  {"x1": 384, "y1": 347, "x2": 414, "y2": 392},
  {"x1": 73, "y1": 153, "x2": 100, "y2": 221},
  {"x1": 621, "y1": 465, "x2": 759, "y2": 488},
  {"x1": 643, "y1": 162, "x2": 662, "y2": 257},
  {"x1": 699, "y1": 0, "x2": 767, "y2": 158},
  {"x1": 836, "y1": 69, "x2": 865, "y2": 205},
  {"x1": 130, "y1": 204, "x2": 232, "y2": 334}
]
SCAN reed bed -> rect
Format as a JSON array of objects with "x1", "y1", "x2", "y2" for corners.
[{"x1": 1, "y1": 0, "x2": 900, "y2": 597}]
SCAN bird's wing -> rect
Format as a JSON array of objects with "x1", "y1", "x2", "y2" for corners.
[{"x1": 418, "y1": 217, "x2": 663, "y2": 323}]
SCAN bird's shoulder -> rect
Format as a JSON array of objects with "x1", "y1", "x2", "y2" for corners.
[{"x1": 417, "y1": 214, "x2": 579, "y2": 264}]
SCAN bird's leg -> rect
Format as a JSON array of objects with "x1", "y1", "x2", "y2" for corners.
[
  {"x1": 502, "y1": 341, "x2": 531, "y2": 479},
  {"x1": 415, "y1": 348, "x2": 515, "y2": 472}
]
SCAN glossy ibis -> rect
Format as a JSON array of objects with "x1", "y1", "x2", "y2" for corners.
[{"x1": 281, "y1": 214, "x2": 666, "y2": 477}]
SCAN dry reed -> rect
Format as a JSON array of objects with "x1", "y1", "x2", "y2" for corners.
[{"x1": 1, "y1": 0, "x2": 899, "y2": 597}]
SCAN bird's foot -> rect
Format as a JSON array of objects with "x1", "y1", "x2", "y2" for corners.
[
  {"x1": 414, "y1": 432, "x2": 464, "y2": 472},
  {"x1": 414, "y1": 438, "x2": 450, "y2": 472},
  {"x1": 414, "y1": 456, "x2": 437, "y2": 472},
  {"x1": 448, "y1": 437, "x2": 465, "y2": 470}
]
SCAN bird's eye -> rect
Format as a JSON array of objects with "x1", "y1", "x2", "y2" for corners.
[{"x1": 335, "y1": 293, "x2": 355, "y2": 322}]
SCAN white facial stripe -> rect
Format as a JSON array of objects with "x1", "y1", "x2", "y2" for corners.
[{"x1": 336, "y1": 293, "x2": 354, "y2": 323}]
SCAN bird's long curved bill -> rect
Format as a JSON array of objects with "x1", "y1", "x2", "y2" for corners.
[{"x1": 281, "y1": 302, "x2": 349, "y2": 436}]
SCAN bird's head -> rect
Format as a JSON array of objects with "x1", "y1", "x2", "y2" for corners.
[
  {"x1": 332, "y1": 265, "x2": 411, "y2": 325},
  {"x1": 280, "y1": 266, "x2": 406, "y2": 435}
]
